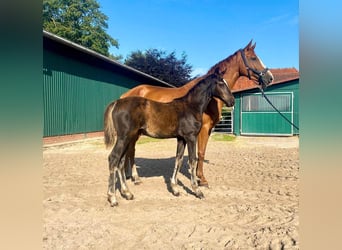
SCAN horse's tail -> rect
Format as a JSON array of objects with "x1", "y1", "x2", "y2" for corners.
[{"x1": 104, "y1": 101, "x2": 117, "y2": 149}]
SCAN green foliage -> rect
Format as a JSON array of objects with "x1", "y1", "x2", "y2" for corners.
[
  {"x1": 43, "y1": 0, "x2": 119, "y2": 57},
  {"x1": 124, "y1": 49, "x2": 194, "y2": 86},
  {"x1": 136, "y1": 136, "x2": 163, "y2": 144},
  {"x1": 210, "y1": 133, "x2": 236, "y2": 142}
]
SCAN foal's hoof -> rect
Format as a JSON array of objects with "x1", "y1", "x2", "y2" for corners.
[
  {"x1": 123, "y1": 192, "x2": 134, "y2": 200},
  {"x1": 171, "y1": 183, "x2": 180, "y2": 196},
  {"x1": 127, "y1": 194, "x2": 134, "y2": 200},
  {"x1": 195, "y1": 190, "x2": 204, "y2": 199},
  {"x1": 108, "y1": 197, "x2": 118, "y2": 207},
  {"x1": 172, "y1": 190, "x2": 180, "y2": 196},
  {"x1": 132, "y1": 177, "x2": 142, "y2": 185},
  {"x1": 110, "y1": 201, "x2": 118, "y2": 207}
]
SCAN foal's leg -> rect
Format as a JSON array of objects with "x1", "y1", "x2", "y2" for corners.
[
  {"x1": 124, "y1": 137, "x2": 142, "y2": 185},
  {"x1": 129, "y1": 139, "x2": 142, "y2": 185},
  {"x1": 188, "y1": 138, "x2": 204, "y2": 198},
  {"x1": 107, "y1": 148, "x2": 119, "y2": 206},
  {"x1": 117, "y1": 156, "x2": 134, "y2": 200},
  {"x1": 107, "y1": 138, "x2": 130, "y2": 206},
  {"x1": 107, "y1": 167, "x2": 117, "y2": 206},
  {"x1": 170, "y1": 138, "x2": 186, "y2": 196}
]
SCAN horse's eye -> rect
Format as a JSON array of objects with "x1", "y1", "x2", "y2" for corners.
[{"x1": 250, "y1": 57, "x2": 257, "y2": 61}]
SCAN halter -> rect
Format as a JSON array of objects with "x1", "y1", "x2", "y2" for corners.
[
  {"x1": 239, "y1": 49, "x2": 269, "y2": 86},
  {"x1": 240, "y1": 49, "x2": 299, "y2": 130}
]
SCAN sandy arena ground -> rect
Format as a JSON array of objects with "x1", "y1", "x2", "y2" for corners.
[{"x1": 43, "y1": 135, "x2": 299, "y2": 249}]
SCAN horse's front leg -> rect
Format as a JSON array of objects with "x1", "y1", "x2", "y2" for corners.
[
  {"x1": 188, "y1": 138, "x2": 204, "y2": 199},
  {"x1": 196, "y1": 123, "x2": 212, "y2": 187},
  {"x1": 170, "y1": 138, "x2": 186, "y2": 196}
]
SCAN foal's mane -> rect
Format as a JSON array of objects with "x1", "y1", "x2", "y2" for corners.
[{"x1": 173, "y1": 73, "x2": 215, "y2": 102}]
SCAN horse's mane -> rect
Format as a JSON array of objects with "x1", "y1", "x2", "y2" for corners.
[{"x1": 206, "y1": 50, "x2": 239, "y2": 75}]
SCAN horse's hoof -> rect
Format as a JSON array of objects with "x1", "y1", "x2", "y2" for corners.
[
  {"x1": 199, "y1": 182, "x2": 209, "y2": 188},
  {"x1": 198, "y1": 179, "x2": 209, "y2": 188}
]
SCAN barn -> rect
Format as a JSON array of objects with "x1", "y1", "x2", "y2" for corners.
[
  {"x1": 43, "y1": 30, "x2": 299, "y2": 143},
  {"x1": 43, "y1": 30, "x2": 173, "y2": 143},
  {"x1": 215, "y1": 68, "x2": 299, "y2": 136}
]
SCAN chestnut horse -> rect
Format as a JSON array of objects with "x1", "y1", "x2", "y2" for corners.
[
  {"x1": 104, "y1": 69, "x2": 235, "y2": 206},
  {"x1": 120, "y1": 41, "x2": 274, "y2": 187}
]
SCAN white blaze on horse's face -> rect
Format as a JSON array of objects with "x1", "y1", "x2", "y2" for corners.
[{"x1": 256, "y1": 55, "x2": 274, "y2": 80}]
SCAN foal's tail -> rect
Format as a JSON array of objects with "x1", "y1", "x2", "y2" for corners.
[{"x1": 104, "y1": 101, "x2": 117, "y2": 149}]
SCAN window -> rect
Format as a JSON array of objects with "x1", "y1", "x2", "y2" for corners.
[{"x1": 242, "y1": 94, "x2": 291, "y2": 112}]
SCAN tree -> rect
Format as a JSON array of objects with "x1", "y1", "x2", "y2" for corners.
[
  {"x1": 124, "y1": 49, "x2": 194, "y2": 87},
  {"x1": 43, "y1": 0, "x2": 119, "y2": 58}
]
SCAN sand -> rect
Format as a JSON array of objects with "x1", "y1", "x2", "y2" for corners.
[{"x1": 43, "y1": 135, "x2": 299, "y2": 249}]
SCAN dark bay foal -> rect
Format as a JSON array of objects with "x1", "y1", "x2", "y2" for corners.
[{"x1": 104, "y1": 68, "x2": 235, "y2": 206}]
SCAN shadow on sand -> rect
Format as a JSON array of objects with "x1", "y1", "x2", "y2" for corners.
[{"x1": 134, "y1": 156, "x2": 198, "y2": 196}]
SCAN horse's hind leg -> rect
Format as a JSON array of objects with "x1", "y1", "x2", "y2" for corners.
[{"x1": 170, "y1": 138, "x2": 186, "y2": 196}]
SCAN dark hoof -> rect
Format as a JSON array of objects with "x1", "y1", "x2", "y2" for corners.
[{"x1": 172, "y1": 190, "x2": 180, "y2": 197}]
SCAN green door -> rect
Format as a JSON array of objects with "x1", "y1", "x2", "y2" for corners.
[{"x1": 240, "y1": 92, "x2": 294, "y2": 135}]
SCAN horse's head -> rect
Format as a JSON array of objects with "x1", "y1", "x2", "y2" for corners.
[
  {"x1": 211, "y1": 68, "x2": 235, "y2": 107},
  {"x1": 239, "y1": 40, "x2": 274, "y2": 90}
]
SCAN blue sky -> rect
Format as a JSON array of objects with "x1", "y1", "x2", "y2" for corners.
[{"x1": 98, "y1": 0, "x2": 298, "y2": 76}]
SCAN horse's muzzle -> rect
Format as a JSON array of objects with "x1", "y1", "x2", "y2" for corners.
[{"x1": 260, "y1": 72, "x2": 274, "y2": 90}]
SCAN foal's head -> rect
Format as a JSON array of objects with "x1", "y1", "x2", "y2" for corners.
[
  {"x1": 239, "y1": 40, "x2": 274, "y2": 90},
  {"x1": 209, "y1": 68, "x2": 235, "y2": 107}
]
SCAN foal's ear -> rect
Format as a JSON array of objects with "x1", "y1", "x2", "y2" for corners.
[
  {"x1": 220, "y1": 66, "x2": 227, "y2": 76},
  {"x1": 214, "y1": 66, "x2": 226, "y2": 76}
]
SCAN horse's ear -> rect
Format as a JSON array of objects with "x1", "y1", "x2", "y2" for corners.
[
  {"x1": 245, "y1": 39, "x2": 253, "y2": 50},
  {"x1": 251, "y1": 42, "x2": 256, "y2": 50}
]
